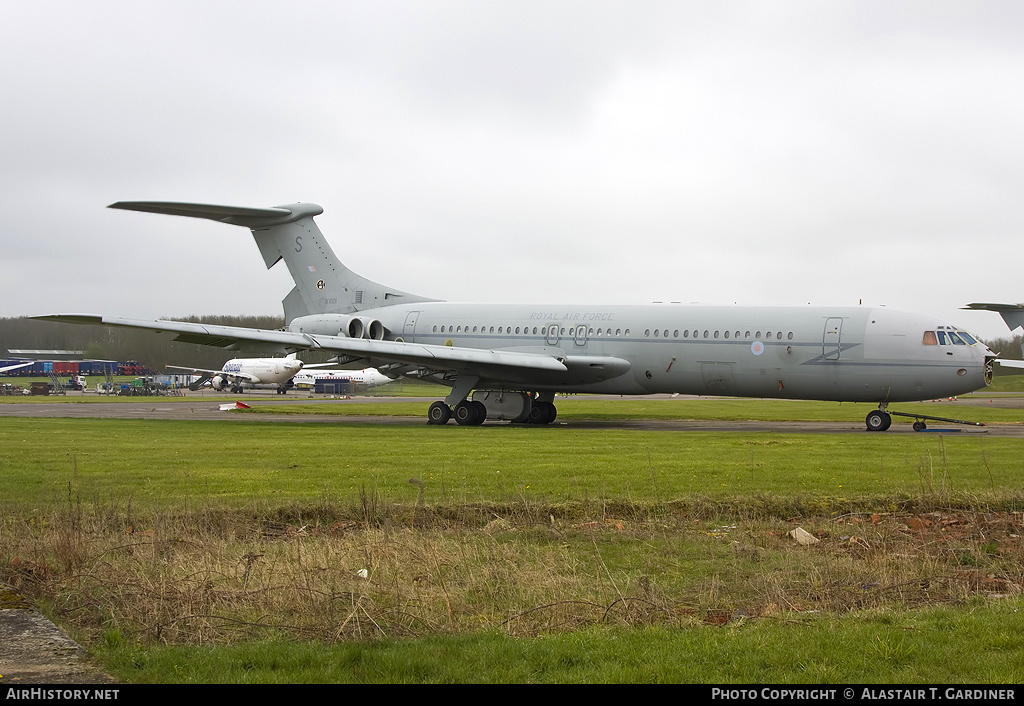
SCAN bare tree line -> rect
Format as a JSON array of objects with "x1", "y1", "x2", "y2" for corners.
[{"x1": 0, "y1": 315, "x2": 285, "y2": 371}]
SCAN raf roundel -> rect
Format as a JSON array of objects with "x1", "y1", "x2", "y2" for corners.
[
  {"x1": 316, "y1": 280, "x2": 326, "y2": 290},
  {"x1": 751, "y1": 341, "x2": 765, "y2": 356}
]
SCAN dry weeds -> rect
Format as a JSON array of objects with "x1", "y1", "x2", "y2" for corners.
[{"x1": 2, "y1": 495, "x2": 1022, "y2": 646}]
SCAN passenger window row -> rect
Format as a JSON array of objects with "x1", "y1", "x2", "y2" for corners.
[
  {"x1": 644, "y1": 329, "x2": 794, "y2": 341},
  {"x1": 430, "y1": 324, "x2": 794, "y2": 341}
]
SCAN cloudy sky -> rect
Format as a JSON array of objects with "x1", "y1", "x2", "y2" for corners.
[{"x1": 2, "y1": 0, "x2": 1022, "y2": 339}]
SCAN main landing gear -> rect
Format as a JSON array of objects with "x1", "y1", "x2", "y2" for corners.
[
  {"x1": 526, "y1": 400, "x2": 557, "y2": 425},
  {"x1": 427, "y1": 400, "x2": 488, "y2": 426},
  {"x1": 454, "y1": 400, "x2": 487, "y2": 426},
  {"x1": 428, "y1": 400, "x2": 489, "y2": 426},
  {"x1": 426, "y1": 393, "x2": 557, "y2": 426},
  {"x1": 426, "y1": 400, "x2": 489, "y2": 426},
  {"x1": 865, "y1": 404, "x2": 985, "y2": 432},
  {"x1": 427, "y1": 401, "x2": 452, "y2": 425}
]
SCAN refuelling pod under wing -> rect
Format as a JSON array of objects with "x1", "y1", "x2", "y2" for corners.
[{"x1": 473, "y1": 391, "x2": 533, "y2": 422}]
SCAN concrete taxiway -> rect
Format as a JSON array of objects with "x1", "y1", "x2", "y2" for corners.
[
  {"x1": 0, "y1": 586, "x2": 113, "y2": 685},
  {"x1": 1, "y1": 393, "x2": 1021, "y2": 436}
]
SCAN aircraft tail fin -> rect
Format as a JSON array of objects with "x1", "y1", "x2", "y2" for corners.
[
  {"x1": 963, "y1": 302, "x2": 1024, "y2": 334},
  {"x1": 109, "y1": 201, "x2": 436, "y2": 322}
]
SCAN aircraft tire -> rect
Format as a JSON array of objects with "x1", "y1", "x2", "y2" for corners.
[
  {"x1": 454, "y1": 401, "x2": 482, "y2": 426},
  {"x1": 427, "y1": 401, "x2": 452, "y2": 425},
  {"x1": 913, "y1": 420, "x2": 927, "y2": 432},
  {"x1": 865, "y1": 410, "x2": 892, "y2": 432},
  {"x1": 527, "y1": 402, "x2": 552, "y2": 425},
  {"x1": 472, "y1": 400, "x2": 487, "y2": 425}
]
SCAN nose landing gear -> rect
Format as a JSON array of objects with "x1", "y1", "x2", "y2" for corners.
[
  {"x1": 866, "y1": 404, "x2": 985, "y2": 432},
  {"x1": 865, "y1": 408, "x2": 892, "y2": 432}
]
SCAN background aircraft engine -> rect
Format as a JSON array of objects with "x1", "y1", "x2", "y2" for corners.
[{"x1": 211, "y1": 375, "x2": 228, "y2": 391}]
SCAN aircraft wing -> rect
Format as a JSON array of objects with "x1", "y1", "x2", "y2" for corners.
[
  {"x1": 165, "y1": 364, "x2": 260, "y2": 383},
  {"x1": 995, "y1": 359, "x2": 1024, "y2": 369},
  {"x1": 32, "y1": 314, "x2": 577, "y2": 384},
  {"x1": 37, "y1": 315, "x2": 306, "y2": 350}
]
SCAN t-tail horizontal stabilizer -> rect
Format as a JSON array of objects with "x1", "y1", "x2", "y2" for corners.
[
  {"x1": 963, "y1": 303, "x2": 1024, "y2": 333},
  {"x1": 108, "y1": 201, "x2": 318, "y2": 227},
  {"x1": 108, "y1": 201, "x2": 437, "y2": 322}
]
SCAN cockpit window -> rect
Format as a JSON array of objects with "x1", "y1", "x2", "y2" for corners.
[{"x1": 924, "y1": 330, "x2": 980, "y2": 346}]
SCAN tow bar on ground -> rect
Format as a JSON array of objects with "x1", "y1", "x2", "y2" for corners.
[{"x1": 889, "y1": 410, "x2": 986, "y2": 432}]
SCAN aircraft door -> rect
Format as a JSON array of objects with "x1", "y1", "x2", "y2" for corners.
[
  {"x1": 403, "y1": 312, "x2": 420, "y2": 342},
  {"x1": 545, "y1": 323, "x2": 559, "y2": 346},
  {"x1": 574, "y1": 324, "x2": 588, "y2": 347},
  {"x1": 823, "y1": 318, "x2": 843, "y2": 360},
  {"x1": 701, "y1": 363, "x2": 735, "y2": 393}
]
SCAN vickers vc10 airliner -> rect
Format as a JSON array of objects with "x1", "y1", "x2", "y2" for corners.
[{"x1": 35, "y1": 201, "x2": 998, "y2": 431}]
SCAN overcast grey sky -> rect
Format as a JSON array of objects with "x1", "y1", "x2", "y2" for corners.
[{"x1": 2, "y1": 0, "x2": 1022, "y2": 339}]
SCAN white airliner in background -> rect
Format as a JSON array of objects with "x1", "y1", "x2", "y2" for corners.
[
  {"x1": 36, "y1": 201, "x2": 1004, "y2": 431},
  {"x1": 291, "y1": 367, "x2": 393, "y2": 391},
  {"x1": 167, "y1": 356, "x2": 303, "y2": 394}
]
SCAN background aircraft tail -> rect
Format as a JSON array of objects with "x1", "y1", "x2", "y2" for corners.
[
  {"x1": 109, "y1": 201, "x2": 435, "y2": 322},
  {"x1": 963, "y1": 302, "x2": 1024, "y2": 334}
]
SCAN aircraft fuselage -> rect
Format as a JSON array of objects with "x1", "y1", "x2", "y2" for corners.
[{"x1": 351, "y1": 302, "x2": 991, "y2": 403}]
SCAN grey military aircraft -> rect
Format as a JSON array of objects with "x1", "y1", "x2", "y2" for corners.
[{"x1": 35, "y1": 201, "x2": 998, "y2": 431}]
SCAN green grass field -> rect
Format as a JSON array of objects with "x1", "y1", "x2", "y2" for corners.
[
  {"x1": 1, "y1": 416, "x2": 1022, "y2": 505},
  {"x1": 97, "y1": 609, "x2": 1024, "y2": 683},
  {"x1": 1, "y1": 401, "x2": 1023, "y2": 683}
]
